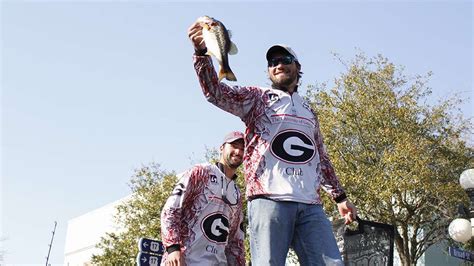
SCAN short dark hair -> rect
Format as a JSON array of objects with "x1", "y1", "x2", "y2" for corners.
[{"x1": 296, "y1": 61, "x2": 303, "y2": 82}]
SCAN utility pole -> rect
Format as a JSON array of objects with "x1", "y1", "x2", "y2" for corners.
[{"x1": 45, "y1": 221, "x2": 57, "y2": 266}]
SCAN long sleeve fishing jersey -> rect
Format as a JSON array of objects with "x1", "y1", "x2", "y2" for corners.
[
  {"x1": 194, "y1": 55, "x2": 347, "y2": 205},
  {"x1": 160, "y1": 163, "x2": 245, "y2": 266}
]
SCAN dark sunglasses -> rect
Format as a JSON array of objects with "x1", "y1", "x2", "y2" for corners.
[
  {"x1": 221, "y1": 176, "x2": 239, "y2": 206},
  {"x1": 268, "y1": 56, "x2": 296, "y2": 67}
]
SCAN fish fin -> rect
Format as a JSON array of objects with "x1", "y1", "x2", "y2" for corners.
[
  {"x1": 218, "y1": 68, "x2": 225, "y2": 82},
  {"x1": 228, "y1": 30, "x2": 232, "y2": 39},
  {"x1": 226, "y1": 71, "x2": 237, "y2": 81},
  {"x1": 229, "y1": 42, "x2": 238, "y2": 55},
  {"x1": 219, "y1": 68, "x2": 237, "y2": 82},
  {"x1": 206, "y1": 50, "x2": 215, "y2": 57}
]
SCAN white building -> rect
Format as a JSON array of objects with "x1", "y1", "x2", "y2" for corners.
[{"x1": 64, "y1": 195, "x2": 132, "y2": 266}]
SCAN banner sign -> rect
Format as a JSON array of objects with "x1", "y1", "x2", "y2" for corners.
[{"x1": 449, "y1": 246, "x2": 474, "y2": 262}]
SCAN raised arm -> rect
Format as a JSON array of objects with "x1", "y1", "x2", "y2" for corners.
[{"x1": 188, "y1": 19, "x2": 261, "y2": 122}]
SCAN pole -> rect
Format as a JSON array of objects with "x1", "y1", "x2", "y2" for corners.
[
  {"x1": 466, "y1": 188, "x2": 474, "y2": 238},
  {"x1": 466, "y1": 188, "x2": 474, "y2": 217},
  {"x1": 45, "y1": 221, "x2": 57, "y2": 266}
]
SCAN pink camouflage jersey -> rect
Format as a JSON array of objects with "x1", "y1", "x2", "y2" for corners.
[
  {"x1": 160, "y1": 163, "x2": 245, "y2": 266},
  {"x1": 194, "y1": 55, "x2": 347, "y2": 204}
]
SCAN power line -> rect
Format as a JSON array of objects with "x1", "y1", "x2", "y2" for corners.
[{"x1": 45, "y1": 221, "x2": 57, "y2": 266}]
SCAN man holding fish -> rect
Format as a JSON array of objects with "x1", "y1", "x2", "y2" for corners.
[{"x1": 187, "y1": 16, "x2": 357, "y2": 265}]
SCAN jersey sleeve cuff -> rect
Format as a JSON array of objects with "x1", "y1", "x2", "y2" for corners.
[
  {"x1": 166, "y1": 244, "x2": 181, "y2": 253},
  {"x1": 194, "y1": 47, "x2": 208, "y2": 56},
  {"x1": 335, "y1": 193, "x2": 347, "y2": 203}
]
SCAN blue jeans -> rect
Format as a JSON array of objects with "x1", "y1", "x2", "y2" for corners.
[{"x1": 248, "y1": 198, "x2": 343, "y2": 266}]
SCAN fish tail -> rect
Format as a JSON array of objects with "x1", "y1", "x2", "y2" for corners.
[
  {"x1": 219, "y1": 67, "x2": 237, "y2": 82},
  {"x1": 219, "y1": 57, "x2": 237, "y2": 81}
]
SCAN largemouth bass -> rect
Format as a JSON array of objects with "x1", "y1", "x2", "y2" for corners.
[{"x1": 197, "y1": 16, "x2": 238, "y2": 81}]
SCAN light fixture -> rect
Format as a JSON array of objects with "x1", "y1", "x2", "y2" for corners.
[
  {"x1": 449, "y1": 218, "x2": 472, "y2": 243},
  {"x1": 449, "y1": 169, "x2": 474, "y2": 243},
  {"x1": 459, "y1": 169, "x2": 474, "y2": 190}
]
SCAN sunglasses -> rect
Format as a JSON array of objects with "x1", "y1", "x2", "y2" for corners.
[
  {"x1": 268, "y1": 56, "x2": 296, "y2": 67},
  {"x1": 221, "y1": 176, "x2": 239, "y2": 206}
]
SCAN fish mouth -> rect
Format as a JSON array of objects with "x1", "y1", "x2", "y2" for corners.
[
  {"x1": 197, "y1": 16, "x2": 213, "y2": 22},
  {"x1": 198, "y1": 20, "x2": 217, "y2": 30},
  {"x1": 197, "y1": 16, "x2": 217, "y2": 27}
]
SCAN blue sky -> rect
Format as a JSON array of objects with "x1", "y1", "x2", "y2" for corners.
[{"x1": 2, "y1": 1, "x2": 472, "y2": 264}]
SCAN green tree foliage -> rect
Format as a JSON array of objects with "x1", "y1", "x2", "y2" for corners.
[
  {"x1": 306, "y1": 53, "x2": 473, "y2": 265},
  {"x1": 91, "y1": 163, "x2": 177, "y2": 264}
]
